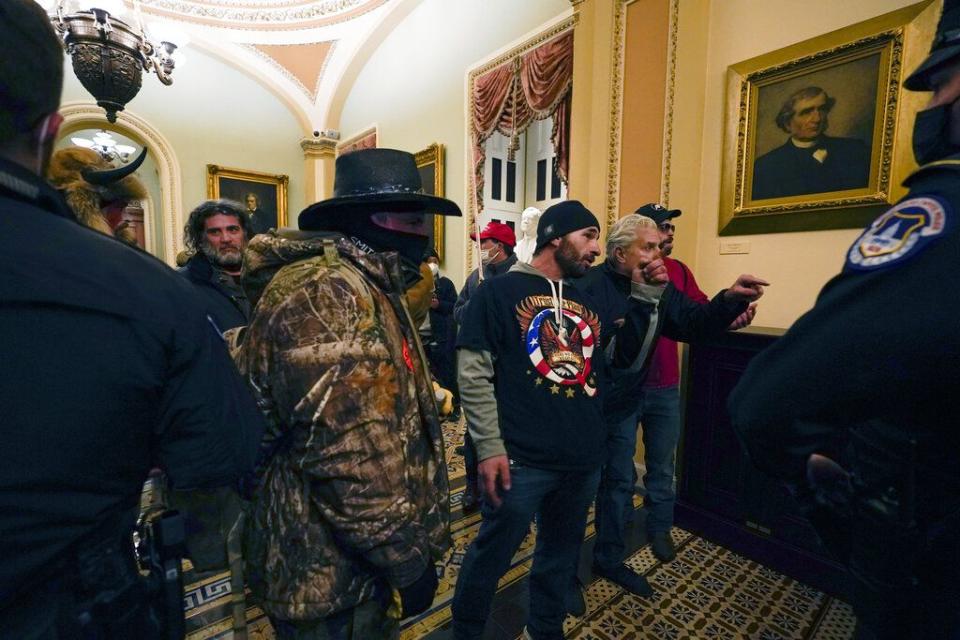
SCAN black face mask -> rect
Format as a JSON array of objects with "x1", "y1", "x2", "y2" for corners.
[
  {"x1": 335, "y1": 214, "x2": 427, "y2": 288},
  {"x1": 912, "y1": 103, "x2": 960, "y2": 165}
]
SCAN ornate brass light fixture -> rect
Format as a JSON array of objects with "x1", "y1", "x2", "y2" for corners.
[
  {"x1": 71, "y1": 129, "x2": 138, "y2": 163},
  {"x1": 49, "y1": 1, "x2": 181, "y2": 122}
]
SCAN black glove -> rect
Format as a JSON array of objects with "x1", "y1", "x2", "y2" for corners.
[{"x1": 398, "y1": 565, "x2": 439, "y2": 617}]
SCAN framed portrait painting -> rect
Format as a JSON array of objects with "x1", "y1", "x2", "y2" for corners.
[
  {"x1": 414, "y1": 142, "x2": 446, "y2": 263},
  {"x1": 719, "y1": 1, "x2": 937, "y2": 235},
  {"x1": 206, "y1": 165, "x2": 289, "y2": 235},
  {"x1": 337, "y1": 125, "x2": 378, "y2": 157}
]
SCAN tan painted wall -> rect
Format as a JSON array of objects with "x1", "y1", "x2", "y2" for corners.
[
  {"x1": 619, "y1": 0, "x2": 670, "y2": 213},
  {"x1": 567, "y1": 0, "x2": 615, "y2": 225},
  {"x1": 61, "y1": 46, "x2": 306, "y2": 250},
  {"x1": 676, "y1": 0, "x2": 929, "y2": 328},
  {"x1": 338, "y1": 0, "x2": 571, "y2": 287}
]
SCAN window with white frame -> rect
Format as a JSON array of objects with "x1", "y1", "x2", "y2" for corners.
[{"x1": 480, "y1": 116, "x2": 566, "y2": 232}]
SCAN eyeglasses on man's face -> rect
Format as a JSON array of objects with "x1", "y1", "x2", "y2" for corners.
[{"x1": 658, "y1": 222, "x2": 675, "y2": 232}]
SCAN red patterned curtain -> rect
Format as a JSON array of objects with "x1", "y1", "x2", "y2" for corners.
[{"x1": 471, "y1": 30, "x2": 573, "y2": 212}]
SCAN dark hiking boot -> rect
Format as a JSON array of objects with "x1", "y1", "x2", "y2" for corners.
[
  {"x1": 593, "y1": 563, "x2": 654, "y2": 598},
  {"x1": 650, "y1": 531, "x2": 676, "y2": 562}
]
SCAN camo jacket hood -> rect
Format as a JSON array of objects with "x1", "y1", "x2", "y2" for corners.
[{"x1": 234, "y1": 230, "x2": 450, "y2": 621}]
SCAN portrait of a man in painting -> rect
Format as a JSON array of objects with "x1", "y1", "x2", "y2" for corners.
[
  {"x1": 749, "y1": 53, "x2": 880, "y2": 202},
  {"x1": 243, "y1": 191, "x2": 273, "y2": 236},
  {"x1": 217, "y1": 179, "x2": 278, "y2": 235},
  {"x1": 752, "y1": 85, "x2": 872, "y2": 200},
  {"x1": 207, "y1": 164, "x2": 288, "y2": 237}
]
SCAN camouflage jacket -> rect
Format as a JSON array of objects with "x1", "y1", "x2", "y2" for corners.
[{"x1": 234, "y1": 231, "x2": 450, "y2": 621}]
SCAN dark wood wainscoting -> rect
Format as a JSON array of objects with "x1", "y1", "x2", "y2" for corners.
[{"x1": 675, "y1": 327, "x2": 849, "y2": 600}]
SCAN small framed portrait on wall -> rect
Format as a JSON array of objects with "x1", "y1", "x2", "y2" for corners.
[
  {"x1": 206, "y1": 165, "x2": 289, "y2": 235},
  {"x1": 414, "y1": 142, "x2": 446, "y2": 263}
]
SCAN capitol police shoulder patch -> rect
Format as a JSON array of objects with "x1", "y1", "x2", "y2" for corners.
[{"x1": 845, "y1": 196, "x2": 950, "y2": 271}]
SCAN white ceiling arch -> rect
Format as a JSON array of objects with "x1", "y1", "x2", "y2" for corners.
[{"x1": 129, "y1": 0, "x2": 422, "y2": 133}]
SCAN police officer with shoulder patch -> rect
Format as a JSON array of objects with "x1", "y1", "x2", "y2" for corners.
[
  {"x1": 728, "y1": 2, "x2": 960, "y2": 638},
  {"x1": 0, "y1": 1, "x2": 264, "y2": 636}
]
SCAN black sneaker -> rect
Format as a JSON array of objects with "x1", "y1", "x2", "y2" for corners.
[
  {"x1": 564, "y1": 576, "x2": 586, "y2": 617},
  {"x1": 592, "y1": 563, "x2": 654, "y2": 598},
  {"x1": 650, "y1": 531, "x2": 676, "y2": 562}
]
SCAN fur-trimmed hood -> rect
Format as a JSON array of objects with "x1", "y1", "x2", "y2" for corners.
[{"x1": 46, "y1": 147, "x2": 147, "y2": 237}]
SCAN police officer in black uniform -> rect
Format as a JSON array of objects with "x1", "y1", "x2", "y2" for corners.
[
  {"x1": 728, "y1": 2, "x2": 960, "y2": 638},
  {"x1": 0, "y1": 1, "x2": 264, "y2": 636}
]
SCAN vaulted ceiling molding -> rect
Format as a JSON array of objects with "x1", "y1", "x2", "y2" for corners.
[
  {"x1": 252, "y1": 41, "x2": 337, "y2": 102},
  {"x1": 133, "y1": 0, "x2": 388, "y2": 31}
]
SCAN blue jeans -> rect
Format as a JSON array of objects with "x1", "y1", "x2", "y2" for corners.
[
  {"x1": 451, "y1": 464, "x2": 601, "y2": 640},
  {"x1": 594, "y1": 385, "x2": 681, "y2": 569}
]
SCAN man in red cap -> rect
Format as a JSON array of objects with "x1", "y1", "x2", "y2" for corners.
[
  {"x1": 454, "y1": 220, "x2": 518, "y2": 512},
  {"x1": 454, "y1": 220, "x2": 518, "y2": 325}
]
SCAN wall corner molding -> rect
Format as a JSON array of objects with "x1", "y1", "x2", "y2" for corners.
[
  {"x1": 300, "y1": 136, "x2": 339, "y2": 159},
  {"x1": 660, "y1": 0, "x2": 680, "y2": 206}
]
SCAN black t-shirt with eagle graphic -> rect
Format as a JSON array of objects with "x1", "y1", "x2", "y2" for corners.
[{"x1": 457, "y1": 270, "x2": 614, "y2": 471}]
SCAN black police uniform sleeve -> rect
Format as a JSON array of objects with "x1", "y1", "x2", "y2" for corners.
[
  {"x1": 156, "y1": 314, "x2": 266, "y2": 490},
  {"x1": 727, "y1": 173, "x2": 960, "y2": 484}
]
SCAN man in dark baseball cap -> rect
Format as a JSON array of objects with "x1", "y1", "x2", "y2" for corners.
[
  {"x1": 636, "y1": 202, "x2": 682, "y2": 258},
  {"x1": 634, "y1": 202, "x2": 681, "y2": 225}
]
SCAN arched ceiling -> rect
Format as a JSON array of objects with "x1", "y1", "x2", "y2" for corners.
[
  {"x1": 129, "y1": 0, "x2": 408, "y2": 133},
  {"x1": 136, "y1": 0, "x2": 388, "y2": 31}
]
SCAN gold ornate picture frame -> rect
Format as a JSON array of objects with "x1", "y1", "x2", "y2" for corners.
[
  {"x1": 414, "y1": 142, "x2": 446, "y2": 263},
  {"x1": 720, "y1": 1, "x2": 936, "y2": 235},
  {"x1": 206, "y1": 165, "x2": 289, "y2": 230},
  {"x1": 337, "y1": 125, "x2": 378, "y2": 157}
]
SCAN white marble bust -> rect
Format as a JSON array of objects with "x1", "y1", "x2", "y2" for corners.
[{"x1": 515, "y1": 206, "x2": 542, "y2": 263}]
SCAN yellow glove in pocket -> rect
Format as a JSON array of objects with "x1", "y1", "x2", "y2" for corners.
[{"x1": 433, "y1": 381, "x2": 454, "y2": 416}]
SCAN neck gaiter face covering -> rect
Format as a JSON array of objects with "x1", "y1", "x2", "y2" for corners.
[
  {"x1": 334, "y1": 214, "x2": 428, "y2": 289},
  {"x1": 913, "y1": 103, "x2": 960, "y2": 165}
]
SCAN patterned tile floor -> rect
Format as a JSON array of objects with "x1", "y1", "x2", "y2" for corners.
[
  {"x1": 174, "y1": 417, "x2": 857, "y2": 639},
  {"x1": 560, "y1": 529, "x2": 857, "y2": 640}
]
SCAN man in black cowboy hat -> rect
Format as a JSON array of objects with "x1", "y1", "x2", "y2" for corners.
[
  {"x1": 0, "y1": 1, "x2": 264, "y2": 635},
  {"x1": 729, "y1": 1, "x2": 960, "y2": 637},
  {"x1": 233, "y1": 148, "x2": 458, "y2": 638}
]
